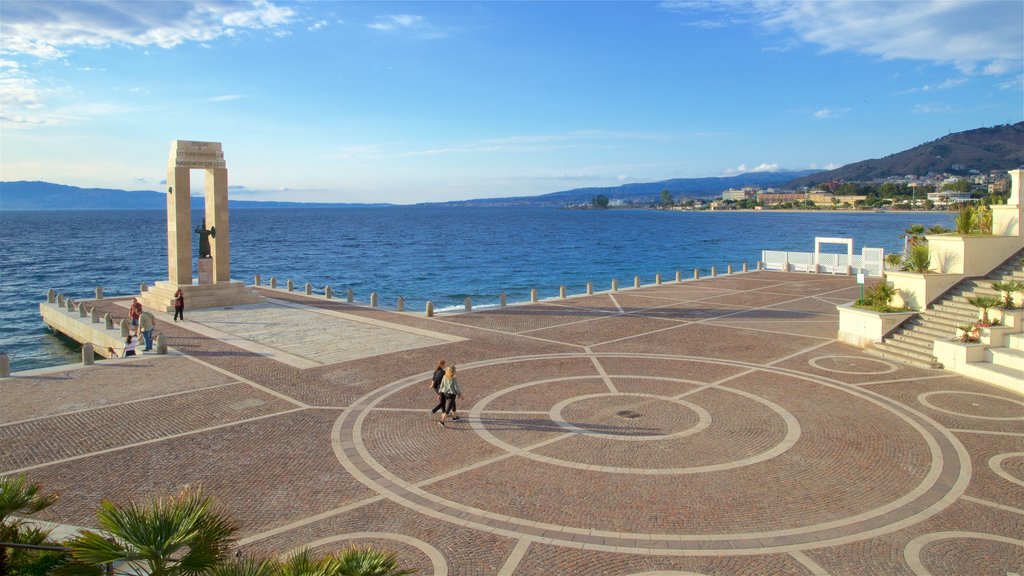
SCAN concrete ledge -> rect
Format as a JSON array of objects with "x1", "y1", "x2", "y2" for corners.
[
  {"x1": 837, "y1": 303, "x2": 916, "y2": 348},
  {"x1": 40, "y1": 302, "x2": 150, "y2": 359}
]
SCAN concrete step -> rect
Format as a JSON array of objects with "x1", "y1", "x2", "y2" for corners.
[
  {"x1": 892, "y1": 332, "x2": 942, "y2": 350},
  {"x1": 864, "y1": 346, "x2": 942, "y2": 370},
  {"x1": 987, "y1": 347, "x2": 1024, "y2": 371},
  {"x1": 869, "y1": 341, "x2": 941, "y2": 365},
  {"x1": 958, "y1": 362, "x2": 1024, "y2": 395},
  {"x1": 902, "y1": 323, "x2": 954, "y2": 340},
  {"x1": 1006, "y1": 333, "x2": 1024, "y2": 352},
  {"x1": 920, "y1": 310, "x2": 977, "y2": 326}
]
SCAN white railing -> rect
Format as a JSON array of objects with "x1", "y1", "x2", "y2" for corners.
[{"x1": 761, "y1": 248, "x2": 885, "y2": 277}]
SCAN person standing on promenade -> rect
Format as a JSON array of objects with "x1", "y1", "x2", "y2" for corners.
[
  {"x1": 129, "y1": 297, "x2": 142, "y2": 328},
  {"x1": 137, "y1": 310, "x2": 156, "y2": 352},
  {"x1": 437, "y1": 365, "x2": 463, "y2": 427},
  {"x1": 123, "y1": 334, "x2": 137, "y2": 357},
  {"x1": 173, "y1": 289, "x2": 185, "y2": 322},
  {"x1": 429, "y1": 359, "x2": 447, "y2": 415}
]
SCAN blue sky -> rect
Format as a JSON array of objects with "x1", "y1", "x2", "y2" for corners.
[{"x1": 1, "y1": 1, "x2": 1022, "y2": 204}]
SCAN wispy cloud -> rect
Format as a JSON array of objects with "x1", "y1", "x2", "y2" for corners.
[
  {"x1": 0, "y1": 0, "x2": 298, "y2": 59},
  {"x1": 812, "y1": 107, "x2": 849, "y2": 120},
  {"x1": 913, "y1": 102, "x2": 955, "y2": 114},
  {"x1": 367, "y1": 14, "x2": 448, "y2": 39},
  {"x1": 722, "y1": 162, "x2": 780, "y2": 176},
  {"x1": 664, "y1": 1, "x2": 1022, "y2": 76},
  {"x1": 206, "y1": 94, "x2": 245, "y2": 102}
]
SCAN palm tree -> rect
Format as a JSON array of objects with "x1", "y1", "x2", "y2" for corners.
[
  {"x1": 0, "y1": 475, "x2": 60, "y2": 576},
  {"x1": 901, "y1": 224, "x2": 926, "y2": 254},
  {"x1": 217, "y1": 547, "x2": 414, "y2": 576},
  {"x1": 61, "y1": 487, "x2": 237, "y2": 576},
  {"x1": 991, "y1": 280, "x2": 1024, "y2": 309},
  {"x1": 335, "y1": 546, "x2": 414, "y2": 576},
  {"x1": 954, "y1": 206, "x2": 976, "y2": 235},
  {"x1": 967, "y1": 295, "x2": 1002, "y2": 326}
]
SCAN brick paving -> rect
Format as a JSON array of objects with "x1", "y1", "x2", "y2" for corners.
[{"x1": 3, "y1": 270, "x2": 1022, "y2": 575}]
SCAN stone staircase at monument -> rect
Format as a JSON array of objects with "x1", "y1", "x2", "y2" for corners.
[
  {"x1": 140, "y1": 280, "x2": 265, "y2": 313},
  {"x1": 865, "y1": 250, "x2": 1024, "y2": 387}
]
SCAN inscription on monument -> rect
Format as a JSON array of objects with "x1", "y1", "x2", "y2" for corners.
[{"x1": 168, "y1": 140, "x2": 226, "y2": 169}]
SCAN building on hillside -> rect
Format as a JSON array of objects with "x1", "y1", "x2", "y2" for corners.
[
  {"x1": 721, "y1": 187, "x2": 759, "y2": 201},
  {"x1": 759, "y1": 192, "x2": 806, "y2": 206},
  {"x1": 927, "y1": 191, "x2": 972, "y2": 206}
]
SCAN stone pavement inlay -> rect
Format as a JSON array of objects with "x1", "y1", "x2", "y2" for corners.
[{"x1": 3, "y1": 271, "x2": 1022, "y2": 575}]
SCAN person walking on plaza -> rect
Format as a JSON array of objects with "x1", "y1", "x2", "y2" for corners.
[
  {"x1": 428, "y1": 359, "x2": 447, "y2": 415},
  {"x1": 173, "y1": 288, "x2": 185, "y2": 322},
  {"x1": 137, "y1": 310, "x2": 156, "y2": 352},
  {"x1": 437, "y1": 365, "x2": 463, "y2": 427},
  {"x1": 129, "y1": 297, "x2": 142, "y2": 328}
]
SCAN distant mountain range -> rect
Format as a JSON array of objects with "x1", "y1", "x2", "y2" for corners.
[
  {"x1": 788, "y1": 122, "x2": 1024, "y2": 187},
  {"x1": 3, "y1": 123, "x2": 1022, "y2": 210}
]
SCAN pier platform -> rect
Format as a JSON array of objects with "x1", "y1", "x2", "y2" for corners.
[{"x1": 3, "y1": 271, "x2": 1022, "y2": 575}]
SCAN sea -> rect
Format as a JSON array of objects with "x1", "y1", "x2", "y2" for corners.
[{"x1": 0, "y1": 206, "x2": 954, "y2": 373}]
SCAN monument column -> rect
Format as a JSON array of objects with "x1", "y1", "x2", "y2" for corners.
[
  {"x1": 167, "y1": 165, "x2": 193, "y2": 285},
  {"x1": 205, "y1": 167, "x2": 230, "y2": 283}
]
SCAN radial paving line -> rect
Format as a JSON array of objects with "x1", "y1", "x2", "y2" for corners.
[
  {"x1": 790, "y1": 550, "x2": 833, "y2": 576},
  {"x1": 496, "y1": 539, "x2": 532, "y2": 576},
  {"x1": 331, "y1": 352, "x2": 973, "y2": 555},
  {"x1": 3, "y1": 407, "x2": 306, "y2": 475},
  {"x1": 181, "y1": 353, "x2": 308, "y2": 408},
  {"x1": 0, "y1": 381, "x2": 239, "y2": 428},
  {"x1": 586, "y1": 351, "x2": 618, "y2": 393},
  {"x1": 960, "y1": 495, "x2": 1024, "y2": 516},
  {"x1": 235, "y1": 494, "x2": 387, "y2": 545}
]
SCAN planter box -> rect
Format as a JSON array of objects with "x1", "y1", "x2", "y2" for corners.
[
  {"x1": 837, "y1": 303, "x2": 916, "y2": 348},
  {"x1": 980, "y1": 325, "x2": 1016, "y2": 347},
  {"x1": 926, "y1": 234, "x2": 1023, "y2": 276},
  {"x1": 885, "y1": 271, "x2": 962, "y2": 311},
  {"x1": 933, "y1": 339, "x2": 988, "y2": 370},
  {"x1": 991, "y1": 308, "x2": 1024, "y2": 329}
]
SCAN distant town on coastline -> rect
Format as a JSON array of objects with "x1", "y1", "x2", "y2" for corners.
[{"x1": 1, "y1": 122, "x2": 1021, "y2": 211}]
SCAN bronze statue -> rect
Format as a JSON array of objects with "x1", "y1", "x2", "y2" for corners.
[{"x1": 195, "y1": 218, "x2": 215, "y2": 258}]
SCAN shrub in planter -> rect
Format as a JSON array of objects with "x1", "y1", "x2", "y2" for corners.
[
  {"x1": 991, "y1": 280, "x2": 1024, "y2": 309},
  {"x1": 855, "y1": 281, "x2": 908, "y2": 313},
  {"x1": 956, "y1": 322, "x2": 980, "y2": 343},
  {"x1": 967, "y1": 294, "x2": 1002, "y2": 326},
  {"x1": 902, "y1": 243, "x2": 931, "y2": 273}
]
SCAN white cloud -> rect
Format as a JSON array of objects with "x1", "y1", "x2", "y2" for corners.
[
  {"x1": 812, "y1": 107, "x2": 849, "y2": 120},
  {"x1": 922, "y1": 78, "x2": 966, "y2": 91},
  {"x1": 308, "y1": 20, "x2": 328, "y2": 32},
  {"x1": 722, "y1": 162, "x2": 780, "y2": 175},
  {"x1": 0, "y1": 0, "x2": 298, "y2": 59},
  {"x1": 206, "y1": 94, "x2": 245, "y2": 102},
  {"x1": 913, "y1": 102, "x2": 954, "y2": 114},
  {"x1": 367, "y1": 14, "x2": 447, "y2": 38},
  {"x1": 668, "y1": 1, "x2": 1022, "y2": 76}
]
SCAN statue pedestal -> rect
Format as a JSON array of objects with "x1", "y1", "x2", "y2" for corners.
[{"x1": 198, "y1": 258, "x2": 213, "y2": 285}]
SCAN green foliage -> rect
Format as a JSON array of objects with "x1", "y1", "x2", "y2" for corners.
[
  {"x1": 884, "y1": 253, "x2": 904, "y2": 270},
  {"x1": 941, "y1": 179, "x2": 972, "y2": 193},
  {"x1": 926, "y1": 224, "x2": 950, "y2": 234},
  {"x1": 967, "y1": 295, "x2": 1002, "y2": 326},
  {"x1": 659, "y1": 190, "x2": 674, "y2": 207},
  {"x1": 592, "y1": 194, "x2": 609, "y2": 209},
  {"x1": 0, "y1": 475, "x2": 62, "y2": 576},
  {"x1": 902, "y1": 224, "x2": 926, "y2": 248},
  {"x1": 991, "y1": 280, "x2": 1024, "y2": 309},
  {"x1": 903, "y1": 243, "x2": 931, "y2": 273},
  {"x1": 956, "y1": 322, "x2": 979, "y2": 343},
  {"x1": 60, "y1": 487, "x2": 238, "y2": 576},
  {"x1": 855, "y1": 281, "x2": 905, "y2": 313},
  {"x1": 954, "y1": 206, "x2": 976, "y2": 235},
  {"x1": 974, "y1": 205, "x2": 992, "y2": 234}
]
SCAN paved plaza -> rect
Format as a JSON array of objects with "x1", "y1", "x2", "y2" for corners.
[{"x1": 2, "y1": 271, "x2": 1022, "y2": 575}]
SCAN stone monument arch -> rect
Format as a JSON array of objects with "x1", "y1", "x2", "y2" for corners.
[
  {"x1": 139, "y1": 140, "x2": 263, "y2": 313},
  {"x1": 167, "y1": 140, "x2": 230, "y2": 285}
]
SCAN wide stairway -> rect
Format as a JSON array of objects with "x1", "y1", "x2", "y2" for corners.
[{"x1": 866, "y1": 249, "x2": 1024, "y2": 383}]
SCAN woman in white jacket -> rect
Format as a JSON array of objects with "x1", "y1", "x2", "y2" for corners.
[{"x1": 437, "y1": 365, "x2": 463, "y2": 427}]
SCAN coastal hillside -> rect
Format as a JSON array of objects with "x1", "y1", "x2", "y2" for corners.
[
  {"x1": 788, "y1": 122, "x2": 1024, "y2": 187},
  {"x1": 0, "y1": 181, "x2": 392, "y2": 210}
]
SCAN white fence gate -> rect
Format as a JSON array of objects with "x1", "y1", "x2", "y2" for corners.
[{"x1": 761, "y1": 238, "x2": 885, "y2": 277}]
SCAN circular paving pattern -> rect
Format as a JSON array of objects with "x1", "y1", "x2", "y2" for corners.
[
  {"x1": 808, "y1": 354, "x2": 898, "y2": 374},
  {"x1": 333, "y1": 353, "x2": 970, "y2": 555},
  {"x1": 918, "y1": 391, "x2": 1024, "y2": 420}
]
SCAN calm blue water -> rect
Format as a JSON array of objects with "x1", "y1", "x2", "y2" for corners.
[{"x1": 0, "y1": 207, "x2": 953, "y2": 372}]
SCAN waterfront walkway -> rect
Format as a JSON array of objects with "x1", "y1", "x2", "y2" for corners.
[{"x1": 2, "y1": 271, "x2": 1022, "y2": 575}]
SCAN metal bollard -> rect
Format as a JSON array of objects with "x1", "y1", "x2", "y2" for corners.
[
  {"x1": 500, "y1": 292, "x2": 507, "y2": 307},
  {"x1": 425, "y1": 301, "x2": 434, "y2": 317},
  {"x1": 656, "y1": 273, "x2": 662, "y2": 285},
  {"x1": 120, "y1": 319, "x2": 129, "y2": 337},
  {"x1": 0, "y1": 353, "x2": 10, "y2": 378},
  {"x1": 560, "y1": 285, "x2": 566, "y2": 299},
  {"x1": 104, "y1": 313, "x2": 113, "y2": 330},
  {"x1": 634, "y1": 275, "x2": 641, "y2": 289},
  {"x1": 727, "y1": 264, "x2": 733, "y2": 275},
  {"x1": 82, "y1": 343, "x2": 94, "y2": 366},
  {"x1": 611, "y1": 278, "x2": 618, "y2": 292},
  {"x1": 586, "y1": 282, "x2": 593, "y2": 295},
  {"x1": 325, "y1": 285, "x2": 333, "y2": 299},
  {"x1": 91, "y1": 307, "x2": 100, "y2": 323},
  {"x1": 305, "y1": 282, "x2": 313, "y2": 295},
  {"x1": 464, "y1": 297, "x2": 472, "y2": 312},
  {"x1": 95, "y1": 285, "x2": 104, "y2": 300},
  {"x1": 156, "y1": 334, "x2": 167, "y2": 355},
  {"x1": 47, "y1": 288, "x2": 56, "y2": 304},
  {"x1": 397, "y1": 296, "x2": 405, "y2": 311},
  {"x1": 675, "y1": 271, "x2": 682, "y2": 283},
  {"x1": 270, "y1": 277, "x2": 277, "y2": 288},
  {"x1": 66, "y1": 298, "x2": 75, "y2": 311},
  {"x1": 742, "y1": 261, "x2": 749, "y2": 273},
  {"x1": 255, "y1": 274, "x2": 262, "y2": 286},
  {"x1": 711, "y1": 266, "x2": 717, "y2": 277},
  {"x1": 79, "y1": 303, "x2": 88, "y2": 318},
  {"x1": 694, "y1": 268, "x2": 700, "y2": 280},
  {"x1": 370, "y1": 292, "x2": 378, "y2": 307},
  {"x1": 287, "y1": 279, "x2": 294, "y2": 292},
  {"x1": 531, "y1": 288, "x2": 538, "y2": 302}
]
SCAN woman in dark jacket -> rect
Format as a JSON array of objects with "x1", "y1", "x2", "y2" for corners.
[{"x1": 428, "y1": 359, "x2": 447, "y2": 415}]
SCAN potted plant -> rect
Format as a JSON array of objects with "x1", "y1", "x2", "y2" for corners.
[
  {"x1": 955, "y1": 322, "x2": 980, "y2": 343},
  {"x1": 991, "y1": 280, "x2": 1024, "y2": 309},
  {"x1": 954, "y1": 206, "x2": 976, "y2": 235},
  {"x1": 902, "y1": 243, "x2": 931, "y2": 273},
  {"x1": 967, "y1": 294, "x2": 1002, "y2": 327}
]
